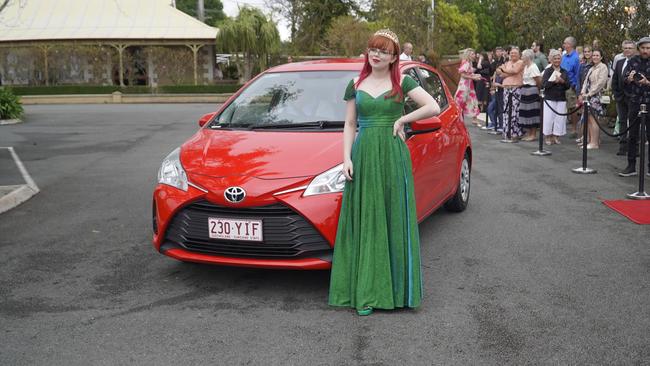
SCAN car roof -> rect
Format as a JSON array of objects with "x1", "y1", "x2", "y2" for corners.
[{"x1": 267, "y1": 58, "x2": 428, "y2": 73}]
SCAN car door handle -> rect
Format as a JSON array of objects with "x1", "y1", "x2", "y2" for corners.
[{"x1": 406, "y1": 127, "x2": 441, "y2": 137}]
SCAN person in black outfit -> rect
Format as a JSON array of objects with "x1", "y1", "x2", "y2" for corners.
[
  {"x1": 473, "y1": 52, "x2": 492, "y2": 112},
  {"x1": 611, "y1": 40, "x2": 636, "y2": 155},
  {"x1": 487, "y1": 47, "x2": 506, "y2": 130},
  {"x1": 619, "y1": 37, "x2": 650, "y2": 177}
]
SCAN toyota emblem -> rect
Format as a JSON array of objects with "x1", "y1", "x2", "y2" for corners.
[{"x1": 224, "y1": 186, "x2": 246, "y2": 203}]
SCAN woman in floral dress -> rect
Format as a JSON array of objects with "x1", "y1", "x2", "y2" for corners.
[{"x1": 454, "y1": 48, "x2": 482, "y2": 126}]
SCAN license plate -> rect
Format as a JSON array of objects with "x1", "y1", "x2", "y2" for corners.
[{"x1": 208, "y1": 217, "x2": 263, "y2": 242}]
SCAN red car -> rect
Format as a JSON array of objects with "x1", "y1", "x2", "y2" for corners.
[{"x1": 153, "y1": 59, "x2": 472, "y2": 270}]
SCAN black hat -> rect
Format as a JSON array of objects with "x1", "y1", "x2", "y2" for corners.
[{"x1": 637, "y1": 36, "x2": 650, "y2": 49}]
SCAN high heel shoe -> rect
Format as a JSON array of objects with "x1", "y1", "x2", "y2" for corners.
[
  {"x1": 357, "y1": 306, "x2": 373, "y2": 316},
  {"x1": 587, "y1": 144, "x2": 599, "y2": 150}
]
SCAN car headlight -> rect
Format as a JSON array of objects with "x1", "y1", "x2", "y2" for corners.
[
  {"x1": 157, "y1": 147, "x2": 188, "y2": 191},
  {"x1": 303, "y1": 163, "x2": 346, "y2": 196}
]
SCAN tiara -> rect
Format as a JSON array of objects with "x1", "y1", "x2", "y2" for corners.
[{"x1": 374, "y1": 29, "x2": 399, "y2": 45}]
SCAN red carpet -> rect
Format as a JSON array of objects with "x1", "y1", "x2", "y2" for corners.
[{"x1": 603, "y1": 200, "x2": 650, "y2": 224}]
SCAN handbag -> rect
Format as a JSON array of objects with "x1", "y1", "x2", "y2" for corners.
[{"x1": 600, "y1": 94, "x2": 611, "y2": 105}]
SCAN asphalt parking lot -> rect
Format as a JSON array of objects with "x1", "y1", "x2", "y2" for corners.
[{"x1": 0, "y1": 104, "x2": 648, "y2": 365}]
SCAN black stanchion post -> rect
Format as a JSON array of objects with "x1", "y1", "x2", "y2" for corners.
[
  {"x1": 501, "y1": 87, "x2": 518, "y2": 143},
  {"x1": 532, "y1": 89, "x2": 551, "y2": 156},
  {"x1": 627, "y1": 103, "x2": 650, "y2": 199},
  {"x1": 572, "y1": 100, "x2": 597, "y2": 174}
]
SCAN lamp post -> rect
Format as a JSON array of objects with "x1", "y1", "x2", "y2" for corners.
[{"x1": 427, "y1": 0, "x2": 435, "y2": 51}]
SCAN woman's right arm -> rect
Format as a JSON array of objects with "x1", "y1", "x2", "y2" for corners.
[{"x1": 342, "y1": 99, "x2": 357, "y2": 180}]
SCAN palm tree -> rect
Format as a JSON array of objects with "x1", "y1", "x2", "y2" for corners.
[{"x1": 216, "y1": 7, "x2": 281, "y2": 84}]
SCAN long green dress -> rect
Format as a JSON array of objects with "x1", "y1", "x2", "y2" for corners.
[{"x1": 328, "y1": 76, "x2": 422, "y2": 310}]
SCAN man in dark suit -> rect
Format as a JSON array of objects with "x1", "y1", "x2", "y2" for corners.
[
  {"x1": 619, "y1": 37, "x2": 650, "y2": 177},
  {"x1": 612, "y1": 40, "x2": 637, "y2": 155}
]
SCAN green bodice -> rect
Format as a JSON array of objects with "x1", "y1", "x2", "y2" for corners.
[{"x1": 343, "y1": 76, "x2": 419, "y2": 128}]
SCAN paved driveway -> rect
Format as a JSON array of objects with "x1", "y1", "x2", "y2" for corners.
[{"x1": 0, "y1": 104, "x2": 648, "y2": 365}]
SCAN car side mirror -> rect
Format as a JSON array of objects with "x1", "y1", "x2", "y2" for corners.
[
  {"x1": 198, "y1": 112, "x2": 217, "y2": 127},
  {"x1": 412, "y1": 116, "x2": 442, "y2": 131}
]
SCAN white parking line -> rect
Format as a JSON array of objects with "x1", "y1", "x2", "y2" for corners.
[{"x1": 0, "y1": 146, "x2": 39, "y2": 214}]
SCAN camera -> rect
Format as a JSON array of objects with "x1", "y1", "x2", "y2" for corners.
[{"x1": 633, "y1": 72, "x2": 646, "y2": 81}]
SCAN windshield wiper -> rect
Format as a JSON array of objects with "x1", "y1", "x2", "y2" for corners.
[
  {"x1": 249, "y1": 121, "x2": 345, "y2": 130},
  {"x1": 210, "y1": 122, "x2": 253, "y2": 129}
]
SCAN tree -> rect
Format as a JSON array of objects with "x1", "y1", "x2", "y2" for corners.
[
  {"x1": 0, "y1": 0, "x2": 9, "y2": 13},
  {"x1": 446, "y1": 0, "x2": 511, "y2": 51},
  {"x1": 371, "y1": 0, "x2": 430, "y2": 51},
  {"x1": 505, "y1": 0, "x2": 585, "y2": 52},
  {"x1": 323, "y1": 16, "x2": 373, "y2": 57},
  {"x1": 370, "y1": 0, "x2": 478, "y2": 57},
  {"x1": 265, "y1": 0, "x2": 303, "y2": 43},
  {"x1": 584, "y1": 0, "x2": 649, "y2": 59},
  {"x1": 267, "y1": 0, "x2": 359, "y2": 54},
  {"x1": 216, "y1": 7, "x2": 281, "y2": 83},
  {"x1": 432, "y1": 2, "x2": 479, "y2": 56},
  {"x1": 176, "y1": 0, "x2": 226, "y2": 24}
]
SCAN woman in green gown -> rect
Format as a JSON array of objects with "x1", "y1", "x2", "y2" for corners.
[{"x1": 328, "y1": 29, "x2": 440, "y2": 316}]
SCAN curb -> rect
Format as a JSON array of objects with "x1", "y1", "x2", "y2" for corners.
[
  {"x1": 0, "y1": 118, "x2": 23, "y2": 125},
  {"x1": 0, "y1": 147, "x2": 39, "y2": 215},
  {"x1": 0, "y1": 184, "x2": 39, "y2": 214}
]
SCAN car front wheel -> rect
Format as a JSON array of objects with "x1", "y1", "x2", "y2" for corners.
[{"x1": 444, "y1": 152, "x2": 470, "y2": 212}]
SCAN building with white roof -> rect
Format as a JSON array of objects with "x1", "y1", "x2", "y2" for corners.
[{"x1": 0, "y1": 0, "x2": 219, "y2": 86}]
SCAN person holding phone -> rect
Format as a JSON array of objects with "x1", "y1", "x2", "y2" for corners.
[{"x1": 619, "y1": 37, "x2": 650, "y2": 176}]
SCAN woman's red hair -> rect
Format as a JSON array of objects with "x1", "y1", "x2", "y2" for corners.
[{"x1": 355, "y1": 34, "x2": 403, "y2": 101}]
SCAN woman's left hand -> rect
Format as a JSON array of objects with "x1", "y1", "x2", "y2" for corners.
[{"x1": 393, "y1": 119, "x2": 405, "y2": 141}]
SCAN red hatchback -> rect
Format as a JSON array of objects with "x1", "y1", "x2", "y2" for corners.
[{"x1": 152, "y1": 59, "x2": 472, "y2": 270}]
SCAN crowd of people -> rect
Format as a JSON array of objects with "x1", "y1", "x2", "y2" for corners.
[{"x1": 452, "y1": 36, "x2": 650, "y2": 177}]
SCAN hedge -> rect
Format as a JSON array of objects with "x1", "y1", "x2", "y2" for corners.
[{"x1": 10, "y1": 84, "x2": 240, "y2": 96}]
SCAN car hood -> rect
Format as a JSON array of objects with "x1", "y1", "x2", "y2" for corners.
[{"x1": 181, "y1": 129, "x2": 343, "y2": 179}]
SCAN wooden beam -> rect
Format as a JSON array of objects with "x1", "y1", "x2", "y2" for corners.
[
  {"x1": 37, "y1": 44, "x2": 53, "y2": 86},
  {"x1": 187, "y1": 44, "x2": 203, "y2": 86},
  {"x1": 110, "y1": 44, "x2": 128, "y2": 87}
]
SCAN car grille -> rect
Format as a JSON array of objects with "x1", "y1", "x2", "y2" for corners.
[{"x1": 163, "y1": 200, "x2": 332, "y2": 259}]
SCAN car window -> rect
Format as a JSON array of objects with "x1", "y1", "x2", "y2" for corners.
[
  {"x1": 214, "y1": 70, "x2": 358, "y2": 128},
  {"x1": 417, "y1": 68, "x2": 449, "y2": 109},
  {"x1": 403, "y1": 68, "x2": 422, "y2": 114}
]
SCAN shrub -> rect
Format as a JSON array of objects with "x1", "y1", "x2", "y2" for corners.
[
  {"x1": 9, "y1": 84, "x2": 240, "y2": 95},
  {"x1": 0, "y1": 87, "x2": 24, "y2": 120}
]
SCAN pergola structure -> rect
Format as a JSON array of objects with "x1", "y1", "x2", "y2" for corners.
[{"x1": 0, "y1": 0, "x2": 219, "y2": 86}]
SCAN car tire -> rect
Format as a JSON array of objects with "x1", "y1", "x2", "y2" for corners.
[{"x1": 444, "y1": 152, "x2": 470, "y2": 212}]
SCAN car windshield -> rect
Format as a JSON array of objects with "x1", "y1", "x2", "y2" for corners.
[{"x1": 212, "y1": 70, "x2": 359, "y2": 129}]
